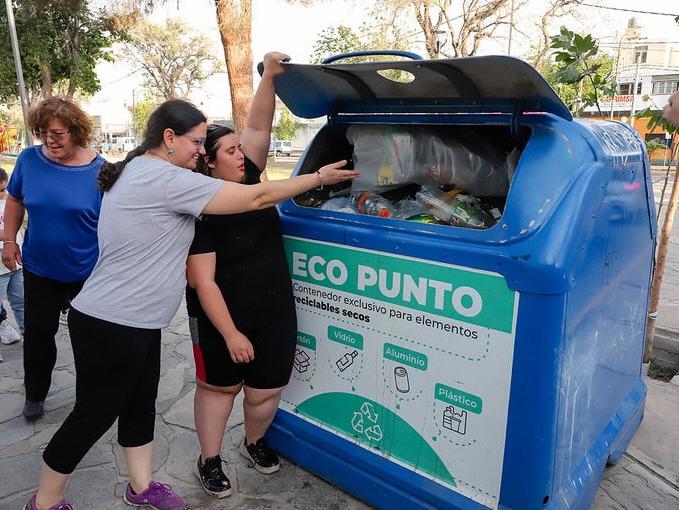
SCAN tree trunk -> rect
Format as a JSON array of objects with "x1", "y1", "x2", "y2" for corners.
[
  {"x1": 215, "y1": 0, "x2": 253, "y2": 134},
  {"x1": 66, "y1": 25, "x2": 81, "y2": 100},
  {"x1": 644, "y1": 139, "x2": 679, "y2": 363},
  {"x1": 67, "y1": 79, "x2": 77, "y2": 99},
  {"x1": 40, "y1": 62, "x2": 52, "y2": 98}
]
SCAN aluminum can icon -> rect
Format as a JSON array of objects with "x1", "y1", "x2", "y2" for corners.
[{"x1": 394, "y1": 366, "x2": 410, "y2": 393}]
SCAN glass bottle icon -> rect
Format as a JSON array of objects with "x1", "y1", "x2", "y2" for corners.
[{"x1": 336, "y1": 350, "x2": 358, "y2": 372}]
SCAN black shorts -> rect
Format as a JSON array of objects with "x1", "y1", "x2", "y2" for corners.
[{"x1": 190, "y1": 313, "x2": 296, "y2": 389}]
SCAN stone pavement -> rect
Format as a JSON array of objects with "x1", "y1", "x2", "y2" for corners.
[{"x1": 1, "y1": 307, "x2": 678, "y2": 510}]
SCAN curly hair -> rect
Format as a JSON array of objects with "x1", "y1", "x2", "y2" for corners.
[{"x1": 28, "y1": 97, "x2": 93, "y2": 148}]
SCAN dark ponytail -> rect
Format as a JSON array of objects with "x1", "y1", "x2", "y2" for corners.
[
  {"x1": 98, "y1": 144, "x2": 147, "y2": 191},
  {"x1": 97, "y1": 99, "x2": 207, "y2": 191}
]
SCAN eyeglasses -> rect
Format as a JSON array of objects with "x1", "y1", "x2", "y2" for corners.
[
  {"x1": 38, "y1": 130, "x2": 70, "y2": 141},
  {"x1": 184, "y1": 135, "x2": 206, "y2": 147}
]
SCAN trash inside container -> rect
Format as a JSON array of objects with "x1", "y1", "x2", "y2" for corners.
[{"x1": 263, "y1": 52, "x2": 656, "y2": 510}]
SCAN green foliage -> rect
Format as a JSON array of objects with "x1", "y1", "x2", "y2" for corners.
[
  {"x1": 124, "y1": 19, "x2": 221, "y2": 100},
  {"x1": 548, "y1": 26, "x2": 616, "y2": 116},
  {"x1": 645, "y1": 137, "x2": 668, "y2": 155},
  {"x1": 132, "y1": 92, "x2": 162, "y2": 139},
  {"x1": 309, "y1": 25, "x2": 367, "y2": 64},
  {"x1": 637, "y1": 107, "x2": 678, "y2": 136},
  {"x1": 0, "y1": 0, "x2": 125, "y2": 103},
  {"x1": 309, "y1": 21, "x2": 410, "y2": 64},
  {"x1": 274, "y1": 108, "x2": 299, "y2": 141}
]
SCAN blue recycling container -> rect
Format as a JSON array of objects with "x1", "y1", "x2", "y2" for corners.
[{"x1": 263, "y1": 53, "x2": 656, "y2": 510}]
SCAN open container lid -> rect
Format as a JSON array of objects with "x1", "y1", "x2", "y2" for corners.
[{"x1": 263, "y1": 54, "x2": 572, "y2": 121}]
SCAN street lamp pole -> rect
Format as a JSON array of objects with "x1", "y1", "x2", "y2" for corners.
[
  {"x1": 5, "y1": 0, "x2": 32, "y2": 146},
  {"x1": 629, "y1": 52, "x2": 642, "y2": 127}
]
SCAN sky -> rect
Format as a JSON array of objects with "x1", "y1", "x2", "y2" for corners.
[{"x1": 84, "y1": 0, "x2": 679, "y2": 131}]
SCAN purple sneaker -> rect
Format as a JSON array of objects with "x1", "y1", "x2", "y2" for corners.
[
  {"x1": 123, "y1": 481, "x2": 188, "y2": 510},
  {"x1": 23, "y1": 494, "x2": 73, "y2": 510}
]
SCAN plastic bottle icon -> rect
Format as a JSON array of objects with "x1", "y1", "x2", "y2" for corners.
[
  {"x1": 394, "y1": 366, "x2": 410, "y2": 393},
  {"x1": 336, "y1": 350, "x2": 359, "y2": 372},
  {"x1": 350, "y1": 192, "x2": 395, "y2": 218}
]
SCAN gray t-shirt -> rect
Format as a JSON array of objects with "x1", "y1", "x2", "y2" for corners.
[{"x1": 72, "y1": 155, "x2": 223, "y2": 329}]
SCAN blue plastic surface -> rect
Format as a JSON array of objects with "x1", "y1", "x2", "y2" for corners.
[
  {"x1": 268, "y1": 69, "x2": 654, "y2": 509},
  {"x1": 266, "y1": 55, "x2": 573, "y2": 120},
  {"x1": 321, "y1": 50, "x2": 424, "y2": 64}
]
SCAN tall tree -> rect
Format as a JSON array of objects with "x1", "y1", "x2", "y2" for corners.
[
  {"x1": 274, "y1": 108, "x2": 299, "y2": 141},
  {"x1": 128, "y1": 0, "x2": 254, "y2": 131},
  {"x1": 0, "y1": 0, "x2": 124, "y2": 103},
  {"x1": 373, "y1": 0, "x2": 516, "y2": 58},
  {"x1": 125, "y1": 19, "x2": 220, "y2": 100},
  {"x1": 215, "y1": 0, "x2": 252, "y2": 134}
]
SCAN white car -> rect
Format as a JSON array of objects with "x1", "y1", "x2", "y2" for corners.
[{"x1": 272, "y1": 140, "x2": 292, "y2": 156}]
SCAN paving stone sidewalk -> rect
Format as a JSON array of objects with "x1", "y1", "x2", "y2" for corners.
[{"x1": 1, "y1": 308, "x2": 678, "y2": 510}]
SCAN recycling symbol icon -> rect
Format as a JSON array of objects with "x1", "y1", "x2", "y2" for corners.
[{"x1": 351, "y1": 402, "x2": 383, "y2": 442}]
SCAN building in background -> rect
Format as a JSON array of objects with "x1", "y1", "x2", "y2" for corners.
[{"x1": 583, "y1": 18, "x2": 679, "y2": 163}]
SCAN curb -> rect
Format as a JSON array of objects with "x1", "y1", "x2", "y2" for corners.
[{"x1": 651, "y1": 328, "x2": 679, "y2": 371}]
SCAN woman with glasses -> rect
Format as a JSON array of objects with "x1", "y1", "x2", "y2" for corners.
[
  {"x1": 23, "y1": 95, "x2": 358, "y2": 510},
  {"x1": 1, "y1": 97, "x2": 104, "y2": 422},
  {"x1": 185, "y1": 51, "x2": 304, "y2": 499}
]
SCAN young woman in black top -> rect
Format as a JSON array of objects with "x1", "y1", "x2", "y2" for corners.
[{"x1": 186, "y1": 52, "x2": 303, "y2": 498}]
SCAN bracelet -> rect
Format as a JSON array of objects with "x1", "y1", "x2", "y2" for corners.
[
  {"x1": 2, "y1": 240, "x2": 16, "y2": 244},
  {"x1": 315, "y1": 169, "x2": 323, "y2": 190}
]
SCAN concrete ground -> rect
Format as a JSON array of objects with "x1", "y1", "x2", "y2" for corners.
[{"x1": 0, "y1": 307, "x2": 678, "y2": 510}]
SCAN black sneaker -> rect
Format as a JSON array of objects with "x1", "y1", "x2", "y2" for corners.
[
  {"x1": 239, "y1": 437, "x2": 280, "y2": 474},
  {"x1": 194, "y1": 454, "x2": 233, "y2": 498}
]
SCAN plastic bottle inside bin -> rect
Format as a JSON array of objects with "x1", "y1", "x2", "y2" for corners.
[
  {"x1": 415, "y1": 185, "x2": 495, "y2": 229},
  {"x1": 349, "y1": 192, "x2": 395, "y2": 218}
]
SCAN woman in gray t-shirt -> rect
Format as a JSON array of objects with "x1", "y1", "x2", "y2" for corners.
[{"x1": 24, "y1": 98, "x2": 359, "y2": 510}]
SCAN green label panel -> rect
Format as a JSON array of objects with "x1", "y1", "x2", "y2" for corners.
[
  {"x1": 434, "y1": 383, "x2": 483, "y2": 415},
  {"x1": 328, "y1": 326, "x2": 364, "y2": 350},
  {"x1": 284, "y1": 237, "x2": 516, "y2": 333},
  {"x1": 296, "y1": 332, "x2": 316, "y2": 350},
  {"x1": 383, "y1": 343, "x2": 428, "y2": 371}
]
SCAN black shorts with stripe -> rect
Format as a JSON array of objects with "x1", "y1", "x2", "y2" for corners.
[{"x1": 189, "y1": 313, "x2": 296, "y2": 389}]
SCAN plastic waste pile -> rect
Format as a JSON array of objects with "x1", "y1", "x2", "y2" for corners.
[
  {"x1": 316, "y1": 184, "x2": 500, "y2": 230},
  {"x1": 299, "y1": 124, "x2": 516, "y2": 230}
]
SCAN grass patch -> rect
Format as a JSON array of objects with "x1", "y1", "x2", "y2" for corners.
[{"x1": 264, "y1": 157, "x2": 296, "y2": 181}]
